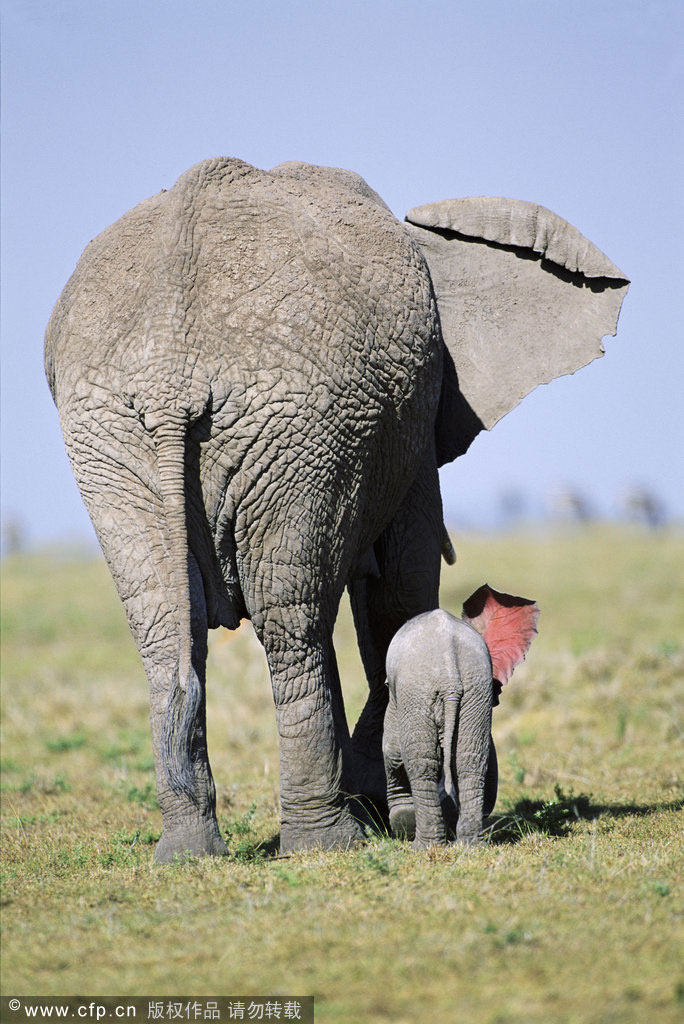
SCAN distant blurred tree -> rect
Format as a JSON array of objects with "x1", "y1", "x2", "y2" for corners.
[
  {"x1": 1, "y1": 515, "x2": 27, "y2": 555},
  {"x1": 550, "y1": 486, "x2": 593, "y2": 523},
  {"x1": 623, "y1": 485, "x2": 666, "y2": 529},
  {"x1": 498, "y1": 488, "x2": 527, "y2": 527}
]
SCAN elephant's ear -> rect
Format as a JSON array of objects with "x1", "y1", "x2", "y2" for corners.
[
  {"x1": 405, "y1": 198, "x2": 630, "y2": 463},
  {"x1": 462, "y1": 584, "x2": 539, "y2": 689}
]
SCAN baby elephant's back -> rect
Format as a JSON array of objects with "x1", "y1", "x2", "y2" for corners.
[{"x1": 386, "y1": 609, "x2": 491, "y2": 699}]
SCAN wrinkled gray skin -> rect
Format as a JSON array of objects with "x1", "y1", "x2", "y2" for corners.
[
  {"x1": 384, "y1": 610, "x2": 496, "y2": 848},
  {"x1": 45, "y1": 158, "x2": 628, "y2": 860}
]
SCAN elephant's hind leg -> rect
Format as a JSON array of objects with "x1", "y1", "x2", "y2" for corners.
[
  {"x1": 383, "y1": 699, "x2": 415, "y2": 840},
  {"x1": 125, "y1": 559, "x2": 226, "y2": 861},
  {"x1": 258, "y1": 609, "x2": 363, "y2": 852},
  {"x1": 240, "y1": 528, "x2": 363, "y2": 852},
  {"x1": 145, "y1": 558, "x2": 228, "y2": 863},
  {"x1": 128, "y1": 554, "x2": 227, "y2": 862},
  {"x1": 72, "y1": 460, "x2": 226, "y2": 862},
  {"x1": 404, "y1": 752, "x2": 447, "y2": 849}
]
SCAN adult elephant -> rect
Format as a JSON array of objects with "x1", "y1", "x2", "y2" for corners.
[{"x1": 45, "y1": 158, "x2": 628, "y2": 859}]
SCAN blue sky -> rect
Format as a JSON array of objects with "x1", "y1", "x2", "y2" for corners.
[{"x1": 2, "y1": 0, "x2": 682, "y2": 547}]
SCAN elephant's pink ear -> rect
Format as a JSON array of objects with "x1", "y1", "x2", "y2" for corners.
[{"x1": 462, "y1": 584, "x2": 539, "y2": 686}]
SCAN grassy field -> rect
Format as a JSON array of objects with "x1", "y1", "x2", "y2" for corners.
[{"x1": 1, "y1": 526, "x2": 683, "y2": 1023}]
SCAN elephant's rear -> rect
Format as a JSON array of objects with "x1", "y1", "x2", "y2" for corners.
[
  {"x1": 167, "y1": 158, "x2": 443, "y2": 562},
  {"x1": 387, "y1": 609, "x2": 469, "y2": 694},
  {"x1": 47, "y1": 157, "x2": 442, "y2": 579}
]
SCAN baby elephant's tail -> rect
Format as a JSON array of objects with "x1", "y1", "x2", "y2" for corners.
[{"x1": 441, "y1": 690, "x2": 460, "y2": 805}]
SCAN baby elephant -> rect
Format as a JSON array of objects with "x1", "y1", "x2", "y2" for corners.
[{"x1": 383, "y1": 585, "x2": 539, "y2": 848}]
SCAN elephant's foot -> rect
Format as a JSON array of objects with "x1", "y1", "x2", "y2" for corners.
[
  {"x1": 455, "y1": 826, "x2": 484, "y2": 848},
  {"x1": 154, "y1": 818, "x2": 228, "y2": 863},
  {"x1": 412, "y1": 834, "x2": 447, "y2": 850},
  {"x1": 389, "y1": 802, "x2": 416, "y2": 840},
  {"x1": 280, "y1": 807, "x2": 364, "y2": 853}
]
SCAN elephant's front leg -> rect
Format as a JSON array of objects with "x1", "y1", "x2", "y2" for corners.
[
  {"x1": 349, "y1": 458, "x2": 443, "y2": 806},
  {"x1": 259, "y1": 610, "x2": 363, "y2": 852},
  {"x1": 347, "y1": 575, "x2": 394, "y2": 807}
]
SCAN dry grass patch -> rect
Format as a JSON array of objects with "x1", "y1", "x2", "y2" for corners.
[{"x1": 2, "y1": 527, "x2": 683, "y2": 1022}]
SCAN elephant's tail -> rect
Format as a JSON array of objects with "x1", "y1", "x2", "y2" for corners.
[
  {"x1": 153, "y1": 417, "x2": 202, "y2": 804},
  {"x1": 441, "y1": 523, "x2": 457, "y2": 565},
  {"x1": 441, "y1": 689, "x2": 459, "y2": 806}
]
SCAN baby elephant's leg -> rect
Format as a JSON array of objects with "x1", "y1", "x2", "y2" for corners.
[
  {"x1": 383, "y1": 699, "x2": 415, "y2": 839},
  {"x1": 404, "y1": 753, "x2": 447, "y2": 849}
]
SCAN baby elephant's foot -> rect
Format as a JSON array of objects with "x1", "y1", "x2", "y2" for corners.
[
  {"x1": 280, "y1": 808, "x2": 364, "y2": 853},
  {"x1": 154, "y1": 819, "x2": 228, "y2": 863},
  {"x1": 389, "y1": 802, "x2": 416, "y2": 840}
]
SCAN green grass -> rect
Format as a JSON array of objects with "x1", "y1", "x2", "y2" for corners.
[{"x1": 1, "y1": 526, "x2": 683, "y2": 1022}]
